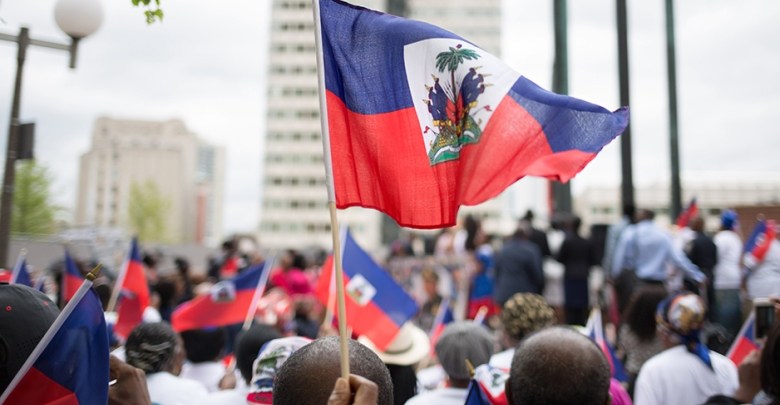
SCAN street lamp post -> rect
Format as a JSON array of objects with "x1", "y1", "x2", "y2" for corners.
[{"x1": 0, "y1": 0, "x2": 103, "y2": 267}]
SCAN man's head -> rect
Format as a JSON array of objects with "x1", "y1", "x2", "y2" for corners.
[
  {"x1": 690, "y1": 216, "x2": 705, "y2": 232},
  {"x1": 274, "y1": 336, "x2": 393, "y2": 405},
  {"x1": 720, "y1": 209, "x2": 738, "y2": 231},
  {"x1": 507, "y1": 327, "x2": 611, "y2": 405},
  {"x1": 500, "y1": 293, "x2": 555, "y2": 346},
  {"x1": 512, "y1": 221, "x2": 532, "y2": 240},
  {"x1": 125, "y1": 322, "x2": 181, "y2": 375},
  {"x1": 0, "y1": 284, "x2": 59, "y2": 392},
  {"x1": 235, "y1": 323, "x2": 283, "y2": 384},
  {"x1": 636, "y1": 209, "x2": 655, "y2": 222},
  {"x1": 435, "y1": 322, "x2": 494, "y2": 387},
  {"x1": 421, "y1": 268, "x2": 439, "y2": 298},
  {"x1": 180, "y1": 327, "x2": 226, "y2": 363}
]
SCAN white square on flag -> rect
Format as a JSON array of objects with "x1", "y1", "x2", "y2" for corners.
[
  {"x1": 404, "y1": 38, "x2": 519, "y2": 165},
  {"x1": 346, "y1": 274, "x2": 377, "y2": 306}
]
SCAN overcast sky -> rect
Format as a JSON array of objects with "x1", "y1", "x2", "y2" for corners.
[{"x1": 0, "y1": 0, "x2": 778, "y2": 237}]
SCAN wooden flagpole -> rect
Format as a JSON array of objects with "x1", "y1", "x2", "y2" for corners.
[
  {"x1": 106, "y1": 239, "x2": 133, "y2": 313},
  {"x1": 312, "y1": 0, "x2": 350, "y2": 379},
  {"x1": 242, "y1": 257, "x2": 275, "y2": 331}
]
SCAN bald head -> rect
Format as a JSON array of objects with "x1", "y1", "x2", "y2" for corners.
[
  {"x1": 508, "y1": 327, "x2": 611, "y2": 405},
  {"x1": 274, "y1": 336, "x2": 393, "y2": 405}
]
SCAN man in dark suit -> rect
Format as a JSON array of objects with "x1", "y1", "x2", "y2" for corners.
[
  {"x1": 522, "y1": 210, "x2": 551, "y2": 258},
  {"x1": 556, "y1": 216, "x2": 597, "y2": 325},
  {"x1": 494, "y1": 223, "x2": 545, "y2": 306}
]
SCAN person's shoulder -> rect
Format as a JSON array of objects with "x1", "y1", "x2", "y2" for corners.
[
  {"x1": 640, "y1": 346, "x2": 681, "y2": 370},
  {"x1": 709, "y1": 351, "x2": 739, "y2": 372},
  {"x1": 489, "y1": 348, "x2": 514, "y2": 370},
  {"x1": 175, "y1": 375, "x2": 210, "y2": 394}
]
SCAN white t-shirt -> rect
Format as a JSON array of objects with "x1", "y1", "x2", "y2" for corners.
[
  {"x1": 713, "y1": 230, "x2": 743, "y2": 290},
  {"x1": 146, "y1": 371, "x2": 209, "y2": 405},
  {"x1": 488, "y1": 348, "x2": 513, "y2": 371},
  {"x1": 180, "y1": 361, "x2": 226, "y2": 393},
  {"x1": 745, "y1": 239, "x2": 780, "y2": 300},
  {"x1": 634, "y1": 345, "x2": 738, "y2": 405},
  {"x1": 404, "y1": 387, "x2": 469, "y2": 405}
]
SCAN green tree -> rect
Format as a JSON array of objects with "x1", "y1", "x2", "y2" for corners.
[
  {"x1": 131, "y1": 0, "x2": 164, "y2": 24},
  {"x1": 11, "y1": 161, "x2": 59, "y2": 236},
  {"x1": 127, "y1": 179, "x2": 170, "y2": 243}
]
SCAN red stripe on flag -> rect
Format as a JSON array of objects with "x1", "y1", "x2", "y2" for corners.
[
  {"x1": 314, "y1": 255, "x2": 403, "y2": 350},
  {"x1": 5, "y1": 367, "x2": 79, "y2": 405},
  {"x1": 64, "y1": 274, "x2": 82, "y2": 302},
  {"x1": 729, "y1": 337, "x2": 759, "y2": 367},
  {"x1": 328, "y1": 91, "x2": 598, "y2": 228},
  {"x1": 123, "y1": 261, "x2": 150, "y2": 309},
  {"x1": 115, "y1": 294, "x2": 144, "y2": 340},
  {"x1": 171, "y1": 289, "x2": 255, "y2": 332}
]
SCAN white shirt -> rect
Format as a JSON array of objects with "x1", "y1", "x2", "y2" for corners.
[
  {"x1": 488, "y1": 348, "x2": 513, "y2": 371},
  {"x1": 206, "y1": 389, "x2": 247, "y2": 405},
  {"x1": 180, "y1": 361, "x2": 226, "y2": 393},
  {"x1": 404, "y1": 387, "x2": 469, "y2": 405},
  {"x1": 634, "y1": 345, "x2": 738, "y2": 405},
  {"x1": 146, "y1": 371, "x2": 209, "y2": 405},
  {"x1": 745, "y1": 239, "x2": 780, "y2": 300},
  {"x1": 713, "y1": 230, "x2": 743, "y2": 289}
]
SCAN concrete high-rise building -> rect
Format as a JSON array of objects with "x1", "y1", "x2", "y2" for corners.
[
  {"x1": 76, "y1": 117, "x2": 225, "y2": 245},
  {"x1": 260, "y1": 0, "x2": 525, "y2": 252}
]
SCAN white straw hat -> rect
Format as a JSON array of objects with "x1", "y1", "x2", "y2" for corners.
[{"x1": 358, "y1": 322, "x2": 431, "y2": 366}]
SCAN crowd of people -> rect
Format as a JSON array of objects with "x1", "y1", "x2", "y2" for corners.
[{"x1": 1, "y1": 205, "x2": 779, "y2": 405}]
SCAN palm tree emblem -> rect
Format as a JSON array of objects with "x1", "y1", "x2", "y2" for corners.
[{"x1": 425, "y1": 44, "x2": 490, "y2": 165}]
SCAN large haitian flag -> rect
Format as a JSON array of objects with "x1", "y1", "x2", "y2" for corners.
[
  {"x1": 0, "y1": 280, "x2": 109, "y2": 404},
  {"x1": 319, "y1": 0, "x2": 628, "y2": 228},
  {"x1": 171, "y1": 262, "x2": 266, "y2": 332},
  {"x1": 315, "y1": 229, "x2": 419, "y2": 350}
]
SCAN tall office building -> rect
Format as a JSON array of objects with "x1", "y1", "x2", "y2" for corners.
[
  {"x1": 76, "y1": 117, "x2": 225, "y2": 245},
  {"x1": 260, "y1": 0, "x2": 524, "y2": 252}
]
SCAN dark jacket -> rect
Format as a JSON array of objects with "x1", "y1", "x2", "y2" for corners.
[{"x1": 493, "y1": 238, "x2": 544, "y2": 305}]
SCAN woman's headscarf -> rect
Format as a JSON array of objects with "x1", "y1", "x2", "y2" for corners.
[{"x1": 656, "y1": 292, "x2": 712, "y2": 368}]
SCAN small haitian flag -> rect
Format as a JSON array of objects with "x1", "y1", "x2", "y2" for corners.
[
  {"x1": 171, "y1": 262, "x2": 267, "y2": 332},
  {"x1": 727, "y1": 314, "x2": 758, "y2": 367},
  {"x1": 315, "y1": 228, "x2": 419, "y2": 350},
  {"x1": 585, "y1": 307, "x2": 629, "y2": 382},
  {"x1": 10, "y1": 252, "x2": 32, "y2": 287},
  {"x1": 114, "y1": 237, "x2": 151, "y2": 340},
  {"x1": 62, "y1": 250, "x2": 82, "y2": 303},
  {"x1": 0, "y1": 277, "x2": 109, "y2": 404}
]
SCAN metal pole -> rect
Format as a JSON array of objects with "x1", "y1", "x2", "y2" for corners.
[
  {"x1": 616, "y1": 0, "x2": 635, "y2": 210},
  {"x1": 550, "y1": 0, "x2": 572, "y2": 214},
  {"x1": 665, "y1": 0, "x2": 682, "y2": 221},
  {"x1": 0, "y1": 27, "x2": 29, "y2": 267},
  {"x1": 386, "y1": 0, "x2": 407, "y2": 16}
]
